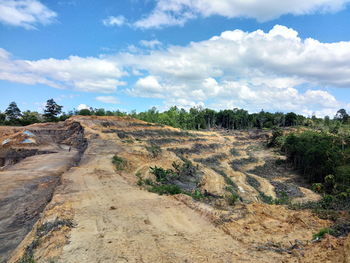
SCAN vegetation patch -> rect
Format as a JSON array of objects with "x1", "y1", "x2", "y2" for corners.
[
  {"x1": 226, "y1": 193, "x2": 240, "y2": 205},
  {"x1": 168, "y1": 143, "x2": 221, "y2": 156},
  {"x1": 211, "y1": 167, "x2": 238, "y2": 190},
  {"x1": 230, "y1": 148, "x2": 240, "y2": 156},
  {"x1": 112, "y1": 155, "x2": 127, "y2": 170},
  {"x1": 17, "y1": 219, "x2": 74, "y2": 263},
  {"x1": 258, "y1": 191, "x2": 290, "y2": 205},
  {"x1": 313, "y1": 228, "x2": 336, "y2": 241},
  {"x1": 270, "y1": 181, "x2": 304, "y2": 199},
  {"x1": 194, "y1": 153, "x2": 227, "y2": 166},
  {"x1": 247, "y1": 159, "x2": 284, "y2": 179},
  {"x1": 145, "y1": 144, "x2": 162, "y2": 158},
  {"x1": 36, "y1": 219, "x2": 74, "y2": 238},
  {"x1": 149, "y1": 138, "x2": 181, "y2": 145},
  {"x1": 137, "y1": 160, "x2": 208, "y2": 200},
  {"x1": 230, "y1": 156, "x2": 258, "y2": 171},
  {"x1": 149, "y1": 184, "x2": 182, "y2": 195},
  {"x1": 246, "y1": 175, "x2": 261, "y2": 190}
]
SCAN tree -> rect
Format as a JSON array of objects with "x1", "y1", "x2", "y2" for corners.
[
  {"x1": 20, "y1": 111, "x2": 42, "y2": 125},
  {"x1": 335, "y1": 109, "x2": 349, "y2": 123},
  {"x1": 285, "y1": 112, "x2": 297, "y2": 126},
  {"x1": 0, "y1": 112, "x2": 5, "y2": 124},
  {"x1": 78, "y1": 109, "x2": 92, "y2": 116},
  {"x1": 5, "y1": 101, "x2": 22, "y2": 123},
  {"x1": 43, "y1": 99, "x2": 63, "y2": 121}
]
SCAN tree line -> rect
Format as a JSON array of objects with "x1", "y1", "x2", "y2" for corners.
[{"x1": 1, "y1": 100, "x2": 349, "y2": 132}]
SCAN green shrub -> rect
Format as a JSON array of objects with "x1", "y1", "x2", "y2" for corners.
[
  {"x1": 230, "y1": 148, "x2": 240, "y2": 156},
  {"x1": 267, "y1": 127, "x2": 284, "y2": 147},
  {"x1": 311, "y1": 183, "x2": 324, "y2": 193},
  {"x1": 150, "y1": 166, "x2": 175, "y2": 182},
  {"x1": 186, "y1": 189, "x2": 205, "y2": 200},
  {"x1": 112, "y1": 155, "x2": 127, "y2": 170},
  {"x1": 258, "y1": 192, "x2": 275, "y2": 204},
  {"x1": 259, "y1": 191, "x2": 289, "y2": 205},
  {"x1": 145, "y1": 144, "x2": 162, "y2": 158},
  {"x1": 313, "y1": 228, "x2": 335, "y2": 240},
  {"x1": 227, "y1": 193, "x2": 240, "y2": 205},
  {"x1": 148, "y1": 184, "x2": 182, "y2": 195}
]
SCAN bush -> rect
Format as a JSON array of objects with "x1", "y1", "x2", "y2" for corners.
[
  {"x1": 112, "y1": 155, "x2": 127, "y2": 170},
  {"x1": 267, "y1": 127, "x2": 284, "y2": 147},
  {"x1": 311, "y1": 183, "x2": 324, "y2": 193},
  {"x1": 227, "y1": 193, "x2": 240, "y2": 205},
  {"x1": 148, "y1": 184, "x2": 182, "y2": 195},
  {"x1": 313, "y1": 228, "x2": 335, "y2": 240},
  {"x1": 150, "y1": 166, "x2": 175, "y2": 182},
  {"x1": 146, "y1": 144, "x2": 162, "y2": 158},
  {"x1": 230, "y1": 148, "x2": 240, "y2": 156}
]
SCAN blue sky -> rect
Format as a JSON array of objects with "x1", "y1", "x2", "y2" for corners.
[{"x1": 1, "y1": 0, "x2": 350, "y2": 117}]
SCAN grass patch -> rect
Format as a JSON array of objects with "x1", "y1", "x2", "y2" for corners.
[
  {"x1": 36, "y1": 219, "x2": 74, "y2": 238},
  {"x1": 149, "y1": 138, "x2": 181, "y2": 145},
  {"x1": 246, "y1": 175, "x2": 261, "y2": 190},
  {"x1": 122, "y1": 139, "x2": 134, "y2": 144},
  {"x1": 227, "y1": 193, "x2": 240, "y2": 205},
  {"x1": 194, "y1": 153, "x2": 227, "y2": 166},
  {"x1": 231, "y1": 156, "x2": 258, "y2": 171},
  {"x1": 230, "y1": 148, "x2": 240, "y2": 156},
  {"x1": 168, "y1": 143, "x2": 221, "y2": 156},
  {"x1": 258, "y1": 191, "x2": 290, "y2": 205},
  {"x1": 148, "y1": 184, "x2": 182, "y2": 195},
  {"x1": 112, "y1": 155, "x2": 127, "y2": 170},
  {"x1": 211, "y1": 167, "x2": 239, "y2": 191},
  {"x1": 145, "y1": 144, "x2": 162, "y2": 158},
  {"x1": 313, "y1": 228, "x2": 335, "y2": 240}
]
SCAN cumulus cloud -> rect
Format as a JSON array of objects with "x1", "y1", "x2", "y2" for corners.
[
  {"x1": 124, "y1": 25, "x2": 350, "y2": 115},
  {"x1": 77, "y1": 104, "x2": 89, "y2": 111},
  {"x1": 133, "y1": 0, "x2": 350, "y2": 28},
  {"x1": 1, "y1": 25, "x2": 350, "y2": 116},
  {"x1": 139, "y1": 39, "x2": 162, "y2": 48},
  {"x1": 0, "y1": 48, "x2": 126, "y2": 93},
  {"x1": 102, "y1": 15, "x2": 126, "y2": 27},
  {"x1": 0, "y1": 0, "x2": 57, "y2": 29},
  {"x1": 96, "y1": 96, "x2": 119, "y2": 104}
]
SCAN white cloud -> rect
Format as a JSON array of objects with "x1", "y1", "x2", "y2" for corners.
[
  {"x1": 102, "y1": 15, "x2": 126, "y2": 27},
  {"x1": 0, "y1": 0, "x2": 57, "y2": 29},
  {"x1": 123, "y1": 25, "x2": 350, "y2": 116},
  {"x1": 96, "y1": 96, "x2": 119, "y2": 104},
  {"x1": 1, "y1": 25, "x2": 350, "y2": 116},
  {"x1": 0, "y1": 49, "x2": 126, "y2": 93},
  {"x1": 77, "y1": 104, "x2": 89, "y2": 111},
  {"x1": 139, "y1": 39, "x2": 162, "y2": 48},
  {"x1": 134, "y1": 0, "x2": 350, "y2": 28}
]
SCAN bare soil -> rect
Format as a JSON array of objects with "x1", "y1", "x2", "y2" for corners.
[{"x1": 1, "y1": 116, "x2": 348, "y2": 263}]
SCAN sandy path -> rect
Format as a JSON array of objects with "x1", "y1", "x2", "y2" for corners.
[{"x1": 55, "y1": 137, "x2": 255, "y2": 263}]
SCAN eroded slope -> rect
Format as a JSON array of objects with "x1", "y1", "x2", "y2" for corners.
[{"x1": 6, "y1": 116, "x2": 349, "y2": 263}]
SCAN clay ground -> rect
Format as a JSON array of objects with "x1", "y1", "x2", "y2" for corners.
[{"x1": 2, "y1": 116, "x2": 349, "y2": 263}]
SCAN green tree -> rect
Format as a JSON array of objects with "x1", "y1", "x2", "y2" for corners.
[
  {"x1": 20, "y1": 111, "x2": 42, "y2": 125},
  {"x1": 335, "y1": 109, "x2": 349, "y2": 123},
  {"x1": 5, "y1": 101, "x2": 22, "y2": 123},
  {"x1": 78, "y1": 109, "x2": 92, "y2": 116},
  {"x1": 0, "y1": 112, "x2": 5, "y2": 124},
  {"x1": 43, "y1": 99, "x2": 63, "y2": 121},
  {"x1": 285, "y1": 112, "x2": 297, "y2": 126}
]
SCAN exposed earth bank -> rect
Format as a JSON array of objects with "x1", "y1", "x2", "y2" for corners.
[{"x1": 1, "y1": 116, "x2": 349, "y2": 263}]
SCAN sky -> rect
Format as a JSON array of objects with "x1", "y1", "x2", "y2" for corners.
[{"x1": 1, "y1": 0, "x2": 350, "y2": 117}]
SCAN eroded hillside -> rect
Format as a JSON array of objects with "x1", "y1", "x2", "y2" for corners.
[{"x1": 1, "y1": 116, "x2": 349, "y2": 263}]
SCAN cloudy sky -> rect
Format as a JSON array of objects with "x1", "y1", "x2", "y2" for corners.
[{"x1": 1, "y1": 0, "x2": 350, "y2": 116}]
